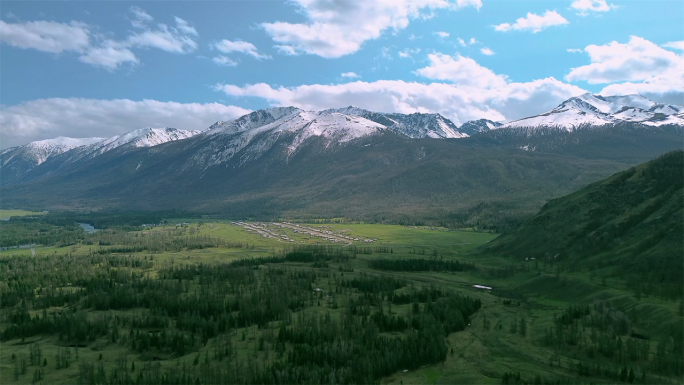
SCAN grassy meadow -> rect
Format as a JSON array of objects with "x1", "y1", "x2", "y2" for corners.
[{"x1": 0, "y1": 215, "x2": 681, "y2": 385}]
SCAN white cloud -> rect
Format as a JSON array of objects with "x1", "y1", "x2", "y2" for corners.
[
  {"x1": 663, "y1": 41, "x2": 684, "y2": 51},
  {"x1": 398, "y1": 47, "x2": 421, "y2": 59},
  {"x1": 566, "y1": 36, "x2": 683, "y2": 84},
  {"x1": 434, "y1": 31, "x2": 449, "y2": 38},
  {"x1": 174, "y1": 17, "x2": 198, "y2": 36},
  {"x1": 570, "y1": 0, "x2": 615, "y2": 15},
  {"x1": 212, "y1": 55, "x2": 238, "y2": 67},
  {"x1": 0, "y1": 20, "x2": 90, "y2": 53},
  {"x1": 274, "y1": 45, "x2": 298, "y2": 55},
  {"x1": 0, "y1": 98, "x2": 251, "y2": 149},
  {"x1": 567, "y1": 48, "x2": 582, "y2": 53},
  {"x1": 129, "y1": 6, "x2": 154, "y2": 28},
  {"x1": 457, "y1": 38, "x2": 466, "y2": 47},
  {"x1": 126, "y1": 15, "x2": 198, "y2": 54},
  {"x1": 469, "y1": 37, "x2": 477, "y2": 45},
  {"x1": 480, "y1": 47, "x2": 495, "y2": 55},
  {"x1": 79, "y1": 46, "x2": 139, "y2": 70},
  {"x1": 415, "y1": 53, "x2": 506, "y2": 88},
  {"x1": 212, "y1": 39, "x2": 271, "y2": 60},
  {"x1": 566, "y1": 36, "x2": 684, "y2": 100},
  {"x1": 260, "y1": 0, "x2": 482, "y2": 58},
  {"x1": 495, "y1": 10, "x2": 569, "y2": 33},
  {"x1": 130, "y1": 7, "x2": 153, "y2": 22},
  {"x1": 0, "y1": 7, "x2": 199, "y2": 70},
  {"x1": 215, "y1": 53, "x2": 585, "y2": 125},
  {"x1": 341, "y1": 72, "x2": 361, "y2": 78}
]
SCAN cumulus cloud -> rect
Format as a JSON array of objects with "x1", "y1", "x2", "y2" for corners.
[
  {"x1": 457, "y1": 38, "x2": 466, "y2": 47},
  {"x1": 434, "y1": 31, "x2": 449, "y2": 38},
  {"x1": 0, "y1": 20, "x2": 90, "y2": 53},
  {"x1": 0, "y1": 7, "x2": 199, "y2": 70},
  {"x1": 414, "y1": 53, "x2": 506, "y2": 88},
  {"x1": 495, "y1": 10, "x2": 569, "y2": 33},
  {"x1": 341, "y1": 72, "x2": 361, "y2": 78},
  {"x1": 570, "y1": 0, "x2": 615, "y2": 15},
  {"x1": 663, "y1": 41, "x2": 684, "y2": 51},
  {"x1": 566, "y1": 36, "x2": 683, "y2": 84},
  {"x1": 212, "y1": 55, "x2": 238, "y2": 67},
  {"x1": 212, "y1": 39, "x2": 271, "y2": 60},
  {"x1": 480, "y1": 47, "x2": 495, "y2": 55},
  {"x1": 0, "y1": 98, "x2": 251, "y2": 149},
  {"x1": 566, "y1": 36, "x2": 684, "y2": 101},
  {"x1": 260, "y1": 0, "x2": 482, "y2": 58},
  {"x1": 214, "y1": 53, "x2": 586, "y2": 125},
  {"x1": 567, "y1": 48, "x2": 582, "y2": 53}
]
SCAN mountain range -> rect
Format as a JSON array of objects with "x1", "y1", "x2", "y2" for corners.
[{"x1": 1, "y1": 94, "x2": 682, "y2": 229}]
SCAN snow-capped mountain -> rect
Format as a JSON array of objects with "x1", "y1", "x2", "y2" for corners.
[
  {"x1": 1, "y1": 136, "x2": 105, "y2": 167},
  {"x1": 48, "y1": 127, "x2": 200, "y2": 165},
  {"x1": 458, "y1": 119, "x2": 502, "y2": 136},
  {"x1": 185, "y1": 107, "x2": 478, "y2": 168},
  {"x1": 332, "y1": 106, "x2": 467, "y2": 138},
  {"x1": 1, "y1": 128, "x2": 199, "y2": 184},
  {"x1": 3, "y1": 95, "x2": 681, "y2": 187},
  {"x1": 501, "y1": 93, "x2": 683, "y2": 130},
  {"x1": 0, "y1": 137, "x2": 105, "y2": 183},
  {"x1": 186, "y1": 108, "x2": 389, "y2": 167},
  {"x1": 85, "y1": 127, "x2": 200, "y2": 155}
]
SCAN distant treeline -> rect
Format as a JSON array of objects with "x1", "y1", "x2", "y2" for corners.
[{"x1": 369, "y1": 257, "x2": 475, "y2": 272}]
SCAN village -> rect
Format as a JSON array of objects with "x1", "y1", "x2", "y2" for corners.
[{"x1": 231, "y1": 221, "x2": 379, "y2": 245}]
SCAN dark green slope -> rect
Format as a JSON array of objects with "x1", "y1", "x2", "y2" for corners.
[
  {"x1": 0, "y1": 133, "x2": 632, "y2": 231},
  {"x1": 1, "y1": 125, "x2": 681, "y2": 231},
  {"x1": 488, "y1": 150, "x2": 683, "y2": 298}
]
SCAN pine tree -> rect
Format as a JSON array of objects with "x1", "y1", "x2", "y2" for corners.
[{"x1": 519, "y1": 317, "x2": 527, "y2": 337}]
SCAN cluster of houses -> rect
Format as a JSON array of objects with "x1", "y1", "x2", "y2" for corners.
[{"x1": 230, "y1": 221, "x2": 379, "y2": 244}]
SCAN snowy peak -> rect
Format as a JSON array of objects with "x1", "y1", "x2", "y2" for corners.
[
  {"x1": 24, "y1": 137, "x2": 105, "y2": 163},
  {"x1": 459, "y1": 119, "x2": 502, "y2": 136},
  {"x1": 502, "y1": 93, "x2": 684, "y2": 130},
  {"x1": 207, "y1": 107, "x2": 302, "y2": 134},
  {"x1": 1, "y1": 136, "x2": 105, "y2": 168},
  {"x1": 89, "y1": 127, "x2": 200, "y2": 154},
  {"x1": 330, "y1": 107, "x2": 467, "y2": 138}
]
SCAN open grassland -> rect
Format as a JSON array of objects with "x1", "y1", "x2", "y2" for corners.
[
  {"x1": 0, "y1": 210, "x2": 46, "y2": 219},
  {"x1": 0, "y1": 220, "x2": 681, "y2": 385}
]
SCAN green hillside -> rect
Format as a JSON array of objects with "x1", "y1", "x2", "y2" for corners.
[{"x1": 488, "y1": 150, "x2": 683, "y2": 299}]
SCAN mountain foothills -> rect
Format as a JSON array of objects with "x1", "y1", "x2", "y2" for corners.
[
  {"x1": 0, "y1": 94, "x2": 682, "y2": 230},
  {"x1": 488, "y1": 150, "x2": 684, "y2": 299}
]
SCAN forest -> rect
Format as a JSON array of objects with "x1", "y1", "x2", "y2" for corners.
[{"x1": 0, "y1": 171, "x2": 682, "y2": 385}]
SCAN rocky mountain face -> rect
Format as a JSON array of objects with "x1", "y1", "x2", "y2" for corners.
[{"x1": 458, "y1": 119, "x2": 502, "y2": 136}]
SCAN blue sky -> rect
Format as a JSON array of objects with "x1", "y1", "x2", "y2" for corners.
[{"x1": 1, "y1": 0, "x2": 682, "y2": 148}]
